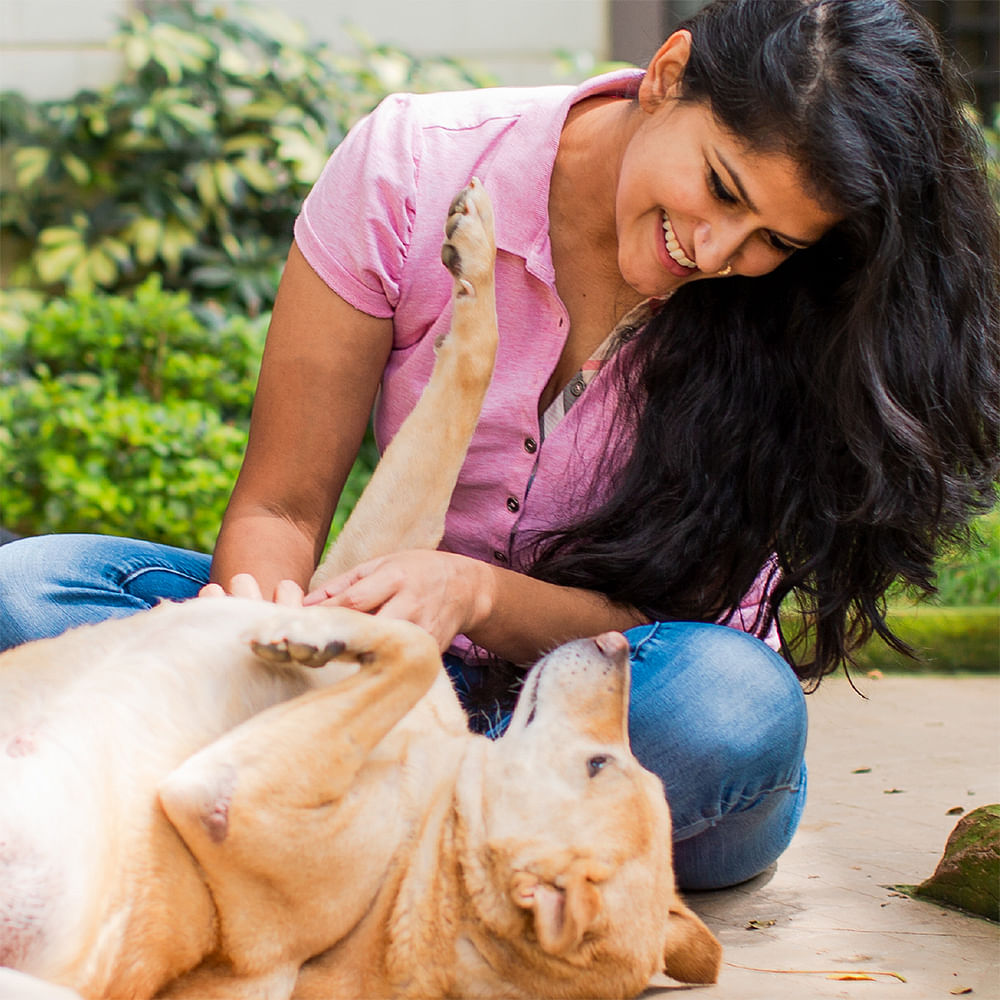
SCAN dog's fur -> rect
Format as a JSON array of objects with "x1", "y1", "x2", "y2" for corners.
[{"x1": 0, "y1": 182, "x2": 721, "y2": 999}]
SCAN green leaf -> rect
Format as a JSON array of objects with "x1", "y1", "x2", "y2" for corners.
[
  {"x1": 34, "y1": 241, "x2": 86, "y2": 284},
  {"x1": 61, "y1": 153, "x2": 91, "y2": 186},
  {"x1": 169, "y1": 102, "x2": 215, "y2": 134},
  {"x1": 14, "y1": 146, "x2": 51, "y2": 189}
]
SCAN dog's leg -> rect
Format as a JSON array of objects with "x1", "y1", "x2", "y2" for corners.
[
  {"x1": 310, "y1": 179, "x2": 498, "y2": 587},
  {"x1": 158, "y1": 607, "x2": 443, "y2": 986}
]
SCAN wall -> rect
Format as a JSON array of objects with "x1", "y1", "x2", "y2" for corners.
[{"x1": 0, "y1": 0, "x2": 610, "y2": 99}]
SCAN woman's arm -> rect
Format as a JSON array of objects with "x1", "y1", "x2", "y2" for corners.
[
  {"x1": 210, "y1": 241, "x2": 393, "y2": 598},
  {"x1": 306, "y1": 549, "x2": 648, "y2": 662}
]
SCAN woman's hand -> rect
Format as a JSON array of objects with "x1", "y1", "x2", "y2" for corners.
[
  {"x1": 303, "y1": 550, "x2": 492, "y2": 652},
  {"x1": 199, "y1": 575, "x2": 305, "y2": 605}
]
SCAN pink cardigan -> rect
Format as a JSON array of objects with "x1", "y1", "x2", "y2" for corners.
[{"x1": 294, "y1": 70, "x2": 778, "y2": 650}]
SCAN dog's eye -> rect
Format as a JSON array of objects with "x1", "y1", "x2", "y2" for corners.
[{"x1": 587, "y1": 755, "x2": 611, "y2": 778}]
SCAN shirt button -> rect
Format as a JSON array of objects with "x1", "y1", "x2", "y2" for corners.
[
  {"x1": 524, "y1": 437, "x2": 538, "y2": 454},
  {"x1": 493, "y1": 550, "x2": 507, "y2": 563},
  {"x1": 506, "y1": 496, "x2": 520, "y2": 513},
  {"x1": 569, "y1": 379, "x2": 585, "y2": 397}
]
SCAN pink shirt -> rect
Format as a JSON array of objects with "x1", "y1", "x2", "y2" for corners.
[{"x1": 294, "y1": 71, "x2": 778, "y2": 650}]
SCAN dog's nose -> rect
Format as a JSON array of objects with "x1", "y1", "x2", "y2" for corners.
[{"x1": 593, "y1": 631, "x2": 629, "y2": 662}]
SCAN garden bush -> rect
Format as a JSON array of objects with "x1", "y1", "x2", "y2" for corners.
[
  {"x1": 0, "y1": 279, "x2": 380, "y2": 553},
  {"x1": 0, "y1": 0, "x2": 493, "y2": 313},
  {"x1": 0, "y1": 0, "x2": 487, "y2": 552},
  {"x1": 0, "y1": 278, "x2": 265, "y2": 551}
]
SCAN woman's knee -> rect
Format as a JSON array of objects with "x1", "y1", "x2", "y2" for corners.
[
  {"x1": 622, "y1": 622, "x2": 808, "y2": 888},
  {"x1": 624, "y1": 622, "x2": 807, "y2": 831},
  {"x1": 627, "y1": 622, "x2": 806, "y2": 766}
]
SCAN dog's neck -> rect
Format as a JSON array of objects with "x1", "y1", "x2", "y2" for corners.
[{"x1": 446, "y1": 740, "x2": 550, "y2": 997}]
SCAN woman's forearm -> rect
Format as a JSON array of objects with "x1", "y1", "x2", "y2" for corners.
[{"x1": 464, "y1": 560, "x2": 649, "y2": 665}]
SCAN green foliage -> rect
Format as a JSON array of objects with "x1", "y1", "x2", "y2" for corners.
[
  {"x1": 854, "y1": 606, "x2": 998, "y2": 674},
  {"x1": 0, "y1": 1, "x2": 493, "y2": 313},
  {"x1": 979, "y1": 104, "x2": 1000, "y2": 206},
  {"x1": 0, "y1": 278, "x2": 266, "y2": 551},
  {"x1": 930, "y1": 509, "x2": 1000, "y2": 608},
  {"x1": 0, "y1": 278, "x2": 379, "y2": 551}
]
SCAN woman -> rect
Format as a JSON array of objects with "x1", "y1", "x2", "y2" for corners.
[{"x1": 1, "y1": 0, "x2": 996, "y2": 890}]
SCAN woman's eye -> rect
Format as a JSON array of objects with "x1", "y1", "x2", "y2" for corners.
[
  {"x1": 767, "y1": 233, "x2": 797, "y2": 254},
  {"x1": 709, "y1": 169, "x2": 737, "y2": 204}
]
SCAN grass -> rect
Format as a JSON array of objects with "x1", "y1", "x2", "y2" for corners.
[
  {"x1": 857, "y1": 509, "x2": 999, "y2": 674},
  {"x1": 855, "y1": 605, "x2": 998, "y2": 674}
]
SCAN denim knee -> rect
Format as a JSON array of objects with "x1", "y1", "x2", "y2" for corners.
[{"x1": 624, "y1": 622, "x2": 807, "y2": 885}]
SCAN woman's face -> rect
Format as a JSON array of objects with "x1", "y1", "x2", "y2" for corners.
[{"x1": 615, "y1": 32, "x2": 841, "y2": 298}]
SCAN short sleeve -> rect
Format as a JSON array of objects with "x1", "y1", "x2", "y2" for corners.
[{"x1": 294, "y1": 94, "x2": 419, "y2": 318}]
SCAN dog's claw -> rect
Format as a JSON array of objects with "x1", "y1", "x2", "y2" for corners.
[{"x1": 251, "y1": 639, "x2": 289, "y2": 663}]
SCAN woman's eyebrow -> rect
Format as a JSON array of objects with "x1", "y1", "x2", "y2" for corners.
[{"x1": 715, "y1": 149, "x2": 817, "y2": 249}]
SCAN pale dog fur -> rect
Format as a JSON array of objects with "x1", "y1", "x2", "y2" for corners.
[{"x1": 0, "y1": 181, "x2": 721, "y2": 1000}]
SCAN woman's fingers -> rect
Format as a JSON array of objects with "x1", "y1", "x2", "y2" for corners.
[{"x1": 274, "y1": 578, "x2": 305, "y2": 606}]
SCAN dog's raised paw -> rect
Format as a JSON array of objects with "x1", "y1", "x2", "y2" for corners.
[{"x1": 440, "y1": 177, "x2": 495, "y2": 293}]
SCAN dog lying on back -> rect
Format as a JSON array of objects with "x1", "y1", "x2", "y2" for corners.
[{"x1": 0, "y1": 181, "x2": 721, "y2": 1000}]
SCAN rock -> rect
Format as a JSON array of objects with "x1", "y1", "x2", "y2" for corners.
[{"x1": 915, "y1": 803, "x2": 1000, "y2": 920}]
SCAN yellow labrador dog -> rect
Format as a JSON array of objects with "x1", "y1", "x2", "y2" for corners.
[{"x1": 0, "y1": 182, "x2": 721, "y2": 1000}]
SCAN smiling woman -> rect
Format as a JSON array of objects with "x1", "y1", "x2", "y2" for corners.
[{"x1": 0, "y1": 0, "x2": 996, "y2": 896}]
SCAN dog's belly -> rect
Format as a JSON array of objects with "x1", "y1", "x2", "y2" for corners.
[{"x1": 0, "y1": 600, "x2": 334, "y2": 991}]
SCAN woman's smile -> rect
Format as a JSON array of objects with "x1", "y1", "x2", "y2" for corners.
[{"x1": 661, "y1": 211, "x2": 697, "y2": 272}]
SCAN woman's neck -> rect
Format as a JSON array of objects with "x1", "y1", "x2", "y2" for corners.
[{"x1": 547, "y1": 96, "x2": 646, "y2": 330}]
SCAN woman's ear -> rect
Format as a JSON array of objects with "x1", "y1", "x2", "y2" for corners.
[{"x1": 638, "y1": 30, "x2": 692, "y2": 111}]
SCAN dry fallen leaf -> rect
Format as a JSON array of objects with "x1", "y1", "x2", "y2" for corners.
[
  {"x1": 866, "y1": 668, "x2": 884, "y2": 679},
  {"x1": 744, "y1": 918, "x2": 776, "y2": 930},
  {"x1": 949, "y1": 988, "x2": 973, "y2": 995},
  {"x1": 828, "y1": 974, "x2": 877, "y2": 981},
  {"x1": 883, "y1": 788, "x2": 905, "y2": 794},
  {"x1": 727, "y1": 962, "x2": 906, "y2": 982},
  {"x1": 852, "y1": 766, "x2": 872, "y2": 774},
  {"x1": 946, "y1": 806, "x2": 965, "y2": 816}
]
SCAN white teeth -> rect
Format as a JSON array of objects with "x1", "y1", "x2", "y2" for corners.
[{"x1": 662, "y1": 212, "x2": 697, "y2": 269}]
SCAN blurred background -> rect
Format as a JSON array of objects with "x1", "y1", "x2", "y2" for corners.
[{"x1": 2, "y1": 0, "x2": 996, "y2": 111}]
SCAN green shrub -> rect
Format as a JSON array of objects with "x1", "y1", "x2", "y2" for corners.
[
  {"x1": 0, "y1": 278, "x2": 265, "y2": 551},
  {"x1": 0, "y1": 278, "x2": 379, "y2": 552},
  {"x1": 0, "y1": 0, "x2": 493, "y2": 313}
]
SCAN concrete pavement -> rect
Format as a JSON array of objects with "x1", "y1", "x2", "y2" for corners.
[{"x1": 648, "y1": 674, "x2": 1000, "y2": 999}]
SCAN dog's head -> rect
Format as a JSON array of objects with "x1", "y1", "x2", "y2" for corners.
[{"x1": 457, "y1": 632, "x2": 721, "y2": 997}]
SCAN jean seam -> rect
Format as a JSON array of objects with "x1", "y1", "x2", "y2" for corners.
[
  {"x1": 119, "y1": 564, "x2": 207, "y2": 589},
  {"x1": 671, "y1": 776, "x2": 805, "y2": 841},
  {"x1": 628, "y1": 621, "x2": 665, "y2": 658}
]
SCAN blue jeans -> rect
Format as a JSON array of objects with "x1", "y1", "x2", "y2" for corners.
[{"x1": 0, "y1": 533, "x2": 807, "y2": 890}]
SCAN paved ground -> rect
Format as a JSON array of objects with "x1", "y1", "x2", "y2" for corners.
[{"x1": 645, "y1": 674, "x2": 1000, "y2": 1000}]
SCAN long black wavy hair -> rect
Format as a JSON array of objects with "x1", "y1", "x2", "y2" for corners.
[{"x1": 523, "y1": 0, "x2": 1000, "y2": 687}]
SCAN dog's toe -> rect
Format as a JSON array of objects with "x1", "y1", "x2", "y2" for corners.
[
  {"x1": 440, "y1": 177, "x2": 495, "y2": 287},
  {"x1": 251, "y1": 638, "x2": 290, "y2": 663},
  {"x1": 287, "y1": 640, "x2": 347, "y2": 667}
]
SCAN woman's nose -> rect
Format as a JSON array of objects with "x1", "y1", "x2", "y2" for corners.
[{"x1": 693, "y1": 218, "x2": 748, "y2": 275}]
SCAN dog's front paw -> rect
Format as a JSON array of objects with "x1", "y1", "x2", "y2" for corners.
[{"x1": 440, "y1": 177, "x2": 496, "y2": 295}]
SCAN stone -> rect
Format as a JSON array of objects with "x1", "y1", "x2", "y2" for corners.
[{"x1": 915, "y1": 804, "x2": 1000, "y2": 920}]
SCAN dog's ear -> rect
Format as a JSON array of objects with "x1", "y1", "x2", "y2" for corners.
[
  {"x1": 512, "y1": 864, "x2": 606, "y2": 956},
  {"x1": 662, "y1": 901, "x2": 722, "y2": 984}
]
